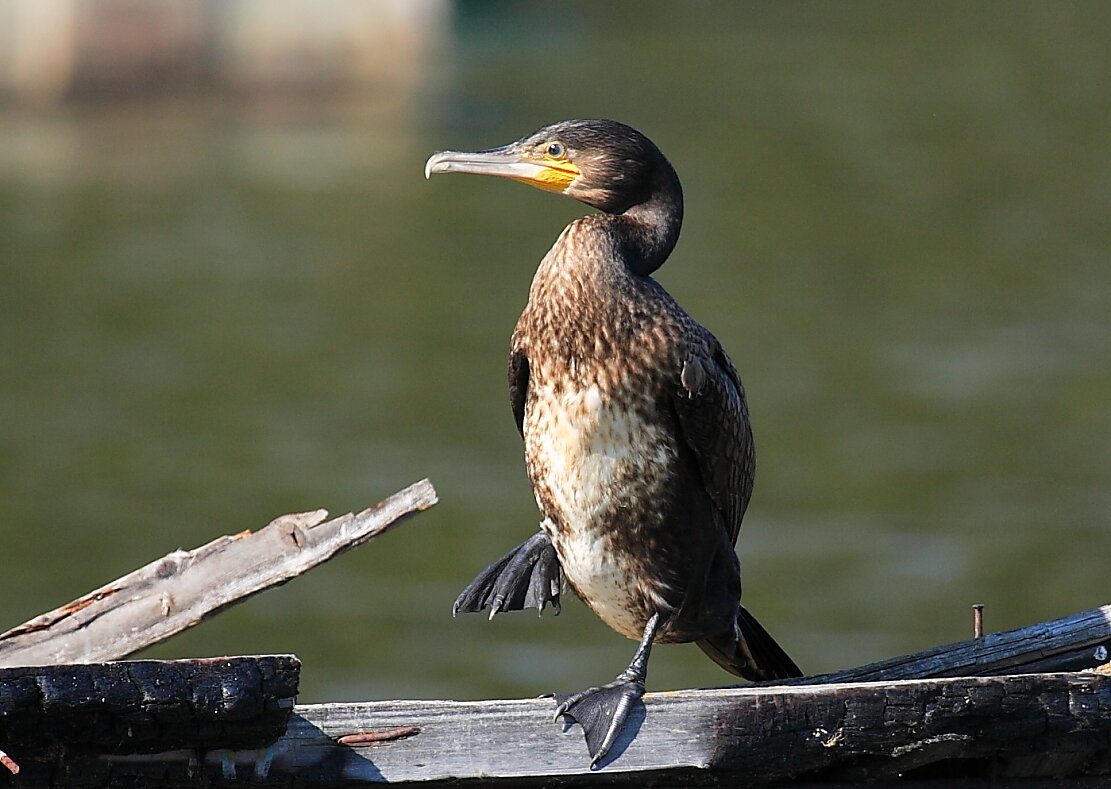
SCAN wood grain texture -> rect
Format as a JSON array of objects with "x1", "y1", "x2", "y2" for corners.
[
  {"x1": 276, "y1": 674, "x2": 1111, "y2": 783},
  {"x1": 0, "y1": 480, "x2": 437, "y2": 667}
]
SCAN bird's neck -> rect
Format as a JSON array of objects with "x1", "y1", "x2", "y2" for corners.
[
  {"x1": 526, "y1": 165, "x2": 683, "y2": 329},
  {"x1": 610, "y1": 164, "x2": 683, "y2": 277}
]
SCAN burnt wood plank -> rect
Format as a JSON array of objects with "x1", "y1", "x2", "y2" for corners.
[
  {"x1": 0, "y1": 656, "x2": 299, "y2": 755},
  {"x1": 10, "y1": 673, "x2": 1106, "y2": 787},
  {"x1": 794, "y1": 603, "x2": 1111, "y2": 685}
]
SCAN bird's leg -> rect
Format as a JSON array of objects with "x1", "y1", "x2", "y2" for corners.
[
  {"x1": 452, "y1": 530, "x2": 562, "y2": 618},
  {"x1": 554, "y1": 612, "x2": 662, "y2": 767}
]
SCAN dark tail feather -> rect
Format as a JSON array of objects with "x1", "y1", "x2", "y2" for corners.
[{"x1": 697, "y1": 605, "x2": 802, "y2": 681}]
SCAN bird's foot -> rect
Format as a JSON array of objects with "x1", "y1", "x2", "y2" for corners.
[
  {"x1": 554, "y1": 613, "x2": 662, "y2": 767},
  {"x1": 452, "y1": 531, "x2": 562, "y2": 618},
  {"x1": 554, "y1": 668, "x2": 646, "y2": 768}
]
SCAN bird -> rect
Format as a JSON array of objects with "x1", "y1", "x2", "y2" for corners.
[{"x1": 425, "y1": 119, "x2": 802, "y2": 767}]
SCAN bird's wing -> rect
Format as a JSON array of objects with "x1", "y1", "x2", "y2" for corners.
[
  {"x1": 672, "y1": 330, "x2": 755, "y2": 546},
  {"x1": 508, "y1": 344, "x2": 530, "y2": 438}
]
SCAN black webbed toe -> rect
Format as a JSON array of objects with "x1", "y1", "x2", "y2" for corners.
[{"x1": 453, "y1": 531, "x2": 562, "y2": 617}]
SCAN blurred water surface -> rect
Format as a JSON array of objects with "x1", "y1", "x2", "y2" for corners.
[{"x1": 1, "y1": 2, "x2": 1110, "y2": 702}]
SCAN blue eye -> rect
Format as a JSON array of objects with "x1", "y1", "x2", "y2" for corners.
[{"x1": 547, "y1": 142, "x2": 566, "y2": 159}]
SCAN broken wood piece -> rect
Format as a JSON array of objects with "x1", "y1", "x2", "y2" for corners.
[
  {"x1": 795, "y1": 602, "x2": 1111, "y2": 685},
  {"x1": 0, "y1": 479, "x2": 438, "y2": 666},
  {"x1": 0, "y1": 656, "x2": 299, "y2": 755}
]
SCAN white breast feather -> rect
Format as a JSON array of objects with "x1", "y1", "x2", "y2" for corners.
[{"x1": 530, "y1": 381, "x2": 674, "y2": 637}]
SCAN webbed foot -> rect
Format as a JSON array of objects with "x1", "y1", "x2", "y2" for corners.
[
  {"x1": 553, "y1": 612, "x2": 662, "y2": 767},
  {"x1": 453, "y1": 531, "x2": 562, "y2": 617},
  {"x1": 554, "y1": 673, "x2": 645, "y2": 767}
]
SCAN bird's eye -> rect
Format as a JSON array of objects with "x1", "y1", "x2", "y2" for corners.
[{"x1": 546, "y1": 142, "x2": 566, "y2": 159}]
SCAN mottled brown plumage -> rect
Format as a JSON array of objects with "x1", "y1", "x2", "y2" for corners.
[
  {"x1": 427, "y1": 119, "x2": 800, "y2": 766},
  {"x1": 512, "y1": 216, "x2": 746, "y2": 647}
]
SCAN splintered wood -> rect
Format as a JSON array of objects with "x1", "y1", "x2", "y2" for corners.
[{"x1": 0, "y1": 479, "x2": 437, "y2": 666}]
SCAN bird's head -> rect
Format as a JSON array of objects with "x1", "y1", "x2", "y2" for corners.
[{"x1": 425, "y1": 119, "x2": 674, "y2": 215}]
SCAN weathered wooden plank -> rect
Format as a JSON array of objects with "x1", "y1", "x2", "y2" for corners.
[
  {"x1": 795, "y1": 603, "x2": 1111, "y2": 684},
  {"x1": 15, "y1": 673, "x2": 1105, "y2": 786},
  {"x1": 0, "y1": 480, "x2": 437, "y2": 667},
  {"x1": 0, "y1": 656, "x2": 299, "y2": 755}
]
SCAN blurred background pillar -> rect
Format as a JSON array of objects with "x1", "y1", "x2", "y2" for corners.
[
  {"x1": 1, "y1": 0, "x2": 79, "y2": 104},
  {"x1": 0, "y1": 0, "x2": 448, "y2": 104}
]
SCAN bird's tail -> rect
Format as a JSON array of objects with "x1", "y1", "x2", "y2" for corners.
[{"x1": 697, "y1": 605, "x2": 802, "y2": 681}]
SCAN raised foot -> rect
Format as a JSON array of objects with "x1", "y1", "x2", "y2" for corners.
[
  {"x1": 452, "y1": 531, "x2": 562, "y2": 618},
  {"x1": 554, "y1": 672, "x2": 646, "y2": 768}
]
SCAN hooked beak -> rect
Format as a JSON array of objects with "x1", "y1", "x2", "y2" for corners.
[{"x1": 424, "y1": 145, "x2": 580, "y2": 193}]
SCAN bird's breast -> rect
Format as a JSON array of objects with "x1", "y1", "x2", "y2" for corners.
[{"x1": 525, "y1": 364, "x2": 679, "y2": 638}]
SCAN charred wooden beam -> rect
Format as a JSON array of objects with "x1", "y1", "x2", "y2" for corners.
[
  {"x1": 5, "y1": 672, "x2": 1110, "y2": 786},
  {"x1": 795, "y1": 603, "x2": 1111, "y2": 685},
  {"x1": 0, "y1": 656, "x2": 299, "y2": 756}
]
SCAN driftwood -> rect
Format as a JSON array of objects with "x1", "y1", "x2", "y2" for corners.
[
  {"x1": 0, "y1": 656, "x2": 299, "y2": 755},
  {"x1": 0, "y1": 480, "x2": 437, "y2": 667}
]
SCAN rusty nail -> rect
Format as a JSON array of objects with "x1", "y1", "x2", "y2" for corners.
[
  {"x1": 0, "y1": 749, "x2": 20, "y2": 775},
  {"x1": 972, "y1": 604, "x2": 984, "y2": 638},
  {"x1": 338, "y1": 726, "x2": 420, "y2": 746}
]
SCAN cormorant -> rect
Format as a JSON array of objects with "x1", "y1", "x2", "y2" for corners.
[{"x1": 425, "y1": 119, "x2": 802, "y2": 766}]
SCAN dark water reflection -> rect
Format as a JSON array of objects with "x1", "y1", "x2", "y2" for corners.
[{"x1": 2, "y1": 3, "x2": 1110, "y2": 702}]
